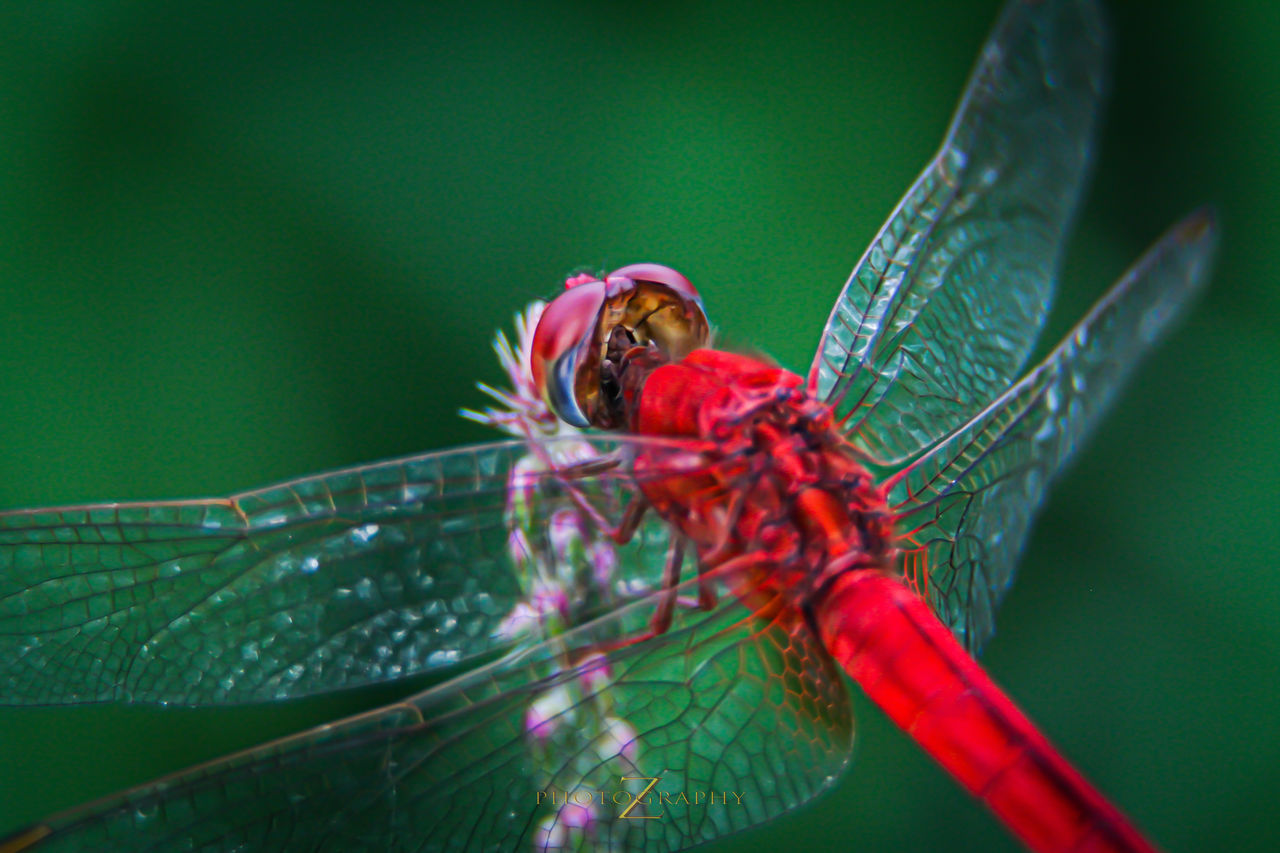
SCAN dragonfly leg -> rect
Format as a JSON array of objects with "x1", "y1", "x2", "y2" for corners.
[
  {"x1": 673, "y1": 562, "x2": 720, "y2": 611},
  {"x1": 649, "y1": 536, "x2": 687, "y2": 635},
  {"x1": 661, "y1": 543, "x2": 720, "y2": 621},
  {"x1": 696, "y1": 562, "x2": 719, "y2": 610},
  {"x1": 610, "y1": 535, "x2": 712, "y2": 649},
  {"x1": 611, "y1": 496, "x2": 650, "y2": 545},
  {"x1": 533, "y1": 450, "x2": 651, "y2": 545},
  {"x1": 571, "y1": 490, "x2": 650, "y2": 546},
  {"x1": 701, "y1": 486, "x2": 747, "y2": 565},
  {"x1": 599, "y1": 549, "x2": 774, "y2": 656}
]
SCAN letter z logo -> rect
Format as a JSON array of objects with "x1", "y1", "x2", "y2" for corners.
[{"x1": 619, "y1": 776, "x2": 662, "y2": 819}]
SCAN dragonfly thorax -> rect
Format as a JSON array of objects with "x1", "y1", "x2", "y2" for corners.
[{"x1": 630, "y1": 348, "x2": 893, "y2": 608}]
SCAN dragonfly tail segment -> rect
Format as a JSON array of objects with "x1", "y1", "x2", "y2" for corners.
[{"x1": 815, "y1": 570, "x2": 1159, "y2": 853}]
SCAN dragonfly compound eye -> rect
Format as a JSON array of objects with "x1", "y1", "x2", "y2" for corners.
[{"x1": 531, "y1": 264, "x2": 709, "y2": 430}]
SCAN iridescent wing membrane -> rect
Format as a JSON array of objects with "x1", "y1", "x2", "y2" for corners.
[
  {"x1": 1, "y1": 438, "x2": 578, "y2": 705},
  {"x1": 808, "y1": 0, "x2": 1106, "y2": 465},
  {"x1": 1, "y1": 436, "x2": 852, "y2": 851},
  {"x1": 809, "y1": 0, "x2": 1216, "y2": 650},
  {"x1": 11, "y1": 593, "x2": 850, "y2": 852},
  {"x1": 888, "y1": 212, "x2": 1217, "y2": 650}
]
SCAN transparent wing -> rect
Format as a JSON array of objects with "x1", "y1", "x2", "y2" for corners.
[
  {"x1": 2, "y1": 513, "x2": 852, "y2": 851},
  {"x1": 887, "y1": 210, "x2": 1218, "y2": 651},
  {"x1": 0, "y1": 435, "x2": 684, "y2": 706},
  {"x1": 808, "y1": 0, "x2": 1106, "y2": 464}
]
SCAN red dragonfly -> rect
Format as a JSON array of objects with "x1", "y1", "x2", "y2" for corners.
[{"x1": 0, "y1": 0, "x2": 1216, "y2": 851}]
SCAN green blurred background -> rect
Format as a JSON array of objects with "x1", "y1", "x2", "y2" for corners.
[{"x1": 0, "y1": 1, "x2": 1273, "y2": 851}]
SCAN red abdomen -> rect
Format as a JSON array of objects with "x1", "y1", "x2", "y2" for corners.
[{"x1": 816, "y1": 572, "x2": 1158, "y2": 853}]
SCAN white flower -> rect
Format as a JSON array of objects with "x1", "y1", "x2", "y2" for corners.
[
  {"x1": 575, "y1": 653, "x2": 612, "y2": 695},
  {"x1": 596, "y1": 716, "x2": 640, "y2": 767},
  {"x1": 548, "y1": 508, "x2": 586, "y2": 564},
  {"x1": 559, "y1": 799, "x2": 596, "y2": 831},
  {"x1": 533, "y1": 814, "x2": 567, "y2": 851},
  {"x1": 495, "y1": 578, "x2": 569, "y2": 642},
  {"x1": 587, "y1": 541, "x2": 618, "y2": 588},
  {"x1": 492, "y1": 601, "x2": 537, "y2": 642},
  {"x1": 525, "y1": 684, "x2": 574, "y2": 741},
  {"x1": 532, "y1": 799, "x2": 598, "y2": 851},
  {"x1": 460, "y1": 301, "x2": 572, "y2": 438}
]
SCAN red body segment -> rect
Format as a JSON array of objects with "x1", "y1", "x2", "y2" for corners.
[
  {"x1": 630, "y1": 349, "x2": 889, "y2": 603},
  {"x1": 632, "y1": 349, "x2": 805, "y2": 438},
  {"x1": 631, "y1": 348, "x2": 1158, "y2": 853},
  {"x1": 816, "y1": 572, "x2": 1157, "y2": 853}
]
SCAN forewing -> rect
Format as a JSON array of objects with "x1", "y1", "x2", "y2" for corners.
[
  {"x1": 888, "y1": 210, "x2": 1218, "y2": 650},
  {"x1": 808, "y1": 0, "x2": 1106, "y2": 464},
  {"x1": 0, "y1": 435, "x2": 678, "y2": 705},
  {"x1": 3, "y1": 574, "x2": 852, "y2": 851}
]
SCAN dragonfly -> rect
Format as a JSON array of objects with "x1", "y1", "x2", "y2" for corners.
[{"x1": 0, "y1": 0, "x2": 1216, "y2": 850}]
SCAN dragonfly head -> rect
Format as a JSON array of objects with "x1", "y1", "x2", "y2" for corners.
[{"x1": 531, "y1": 263, "x2": 709, "y2": 429}]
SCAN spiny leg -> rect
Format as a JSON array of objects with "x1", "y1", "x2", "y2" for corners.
[
  {"x1": 531, "y1": 446, "x2": 723, "y2": 638},
  {"x1": 648, "y1": 536, "x2": 688, "y2": 636},
  {"x1": 654, "y1": 549, "x2": 780, "y2": 638},
  {"x1": 523, "y1": 444, "x2": 651, "y2": 545},
  {"x1": 700, "y1": 485, "x2": 748, "y2": 565},
  {"x1": 695, "y1": 561, "x2": 719, "y2": 610}
]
